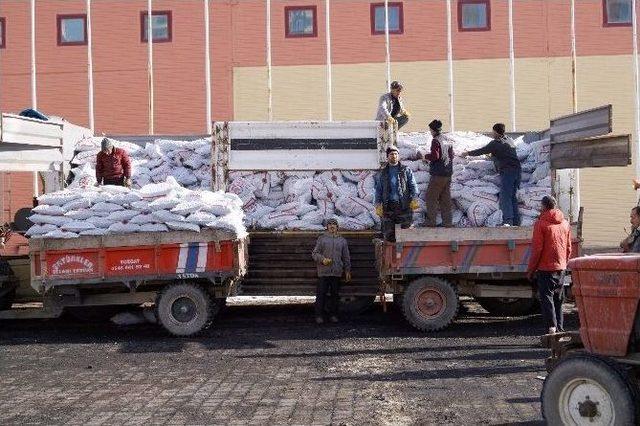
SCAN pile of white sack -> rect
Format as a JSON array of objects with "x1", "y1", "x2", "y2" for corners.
[
  {"x1": 26, "y1": 177, "x2": 246, "y2": 239},
  {"x1": 70, "y1": 137, "x2": 212, "y2": 190},
  {"x1": 228, "y1": 132, "x2": 551, "y2": 230}
]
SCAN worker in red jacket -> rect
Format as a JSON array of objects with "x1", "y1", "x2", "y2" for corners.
[
  {"x1": 527, "y1": 195, "x2": 572, "y2": 334},
  {"x1": 96, "y1": 138, "x2": 132, "y2": 187}
]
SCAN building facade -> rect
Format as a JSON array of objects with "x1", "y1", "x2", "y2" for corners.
[{"x1": 0, "y1": 0, "x2": 638, "y2": 247}]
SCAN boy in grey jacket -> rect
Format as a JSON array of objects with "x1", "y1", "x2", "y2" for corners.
[{"x1": 311, "y1": 218, "x2": 351, "y2": 324}]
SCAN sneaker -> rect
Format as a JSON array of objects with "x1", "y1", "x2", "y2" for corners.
[
  {"x1": 329, "y1": 316, "x2": 339, "y2": 323},
  {"x1": 315, "y1": 317, "x2": 324, "y2": 325}
]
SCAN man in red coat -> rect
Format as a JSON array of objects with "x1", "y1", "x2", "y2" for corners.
[
  {"x1": 96, "y1": 138, "x2": 132, "y2": 187},
  {"x1": 527, "y1": 195, "x2": 572, "y2": 334}
]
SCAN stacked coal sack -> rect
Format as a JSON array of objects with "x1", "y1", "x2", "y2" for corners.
[
  {"x1": 228, "y1": 132, "x2": 551, "y2": 230},
  {"x1": 228, "y1": 170, "x2": 379, "y2": 231},
  {"x1": 26, "y1": 177, "x2": 246, "y2": 239},
  {"x1": 70, "y1": 137, "x2": 212, "y2": 190},
  {"x1": 400, "y1": 131, "x2": 551, "y2": 227}
]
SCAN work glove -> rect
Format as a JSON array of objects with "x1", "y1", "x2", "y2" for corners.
[
  {"x1": 385, "y1": 117, "x2": 396, "y2": 128},
  {"x1": 375, "y1": 204, "x2": 384, "y2": 217},
  {"x1": 322, "y1": 258, "x2": 333, "y2": 266},
  {"x1": 125, "y1": 178, "x2": 133, "y2": 188},
  {"x1": 400, "y1": 109, "x2": 410, "y2": 118},
  {"x1": 410, "y1": 199, "x2": 420, "y2": 211},
  {"x1": 344, "y1": 271, "x2": 352, "y2": 283}
]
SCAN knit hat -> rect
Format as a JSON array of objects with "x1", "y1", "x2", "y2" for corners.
[
  {"x1": 428, "y1": 119, "x2": 443, "y2": 132},
  {"x1": 326, "y1": 218, "x2": 339, "y2": 227},
  {"x1": 101, "y1": 138, "x2": 113, "y2": 152},
  {"x1": 386, "y1": 146, "x2": 399, "y2": 156},
  {"x1": 492, "y1": 123, "x2": 506, "y2": 136},
  {"x1": 390, "y1": 81, "x2": 403, "y2": 90}
]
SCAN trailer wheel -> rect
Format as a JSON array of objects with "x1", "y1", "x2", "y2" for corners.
[
  {"x1": 156, "y1": 282, "x2": 213, "y2": 337},
  {"x1": 542, "y1": 353, "x2": 639, "y2": 425},
  {"x1": 402, "y1": 277, "x2": 458, "y2": 331},
  {"x1": 476, "y1": 297, "x2": 538, "y2": 317}
]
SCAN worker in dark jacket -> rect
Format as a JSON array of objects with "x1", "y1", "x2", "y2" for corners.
[
  {"x1": 96, "y1": 138, "x2": 132, "y2": 187},
  {"x1": 620, "y1": 206, "x2": 640, "y2": 253},
  {"x1": 422, "y1": 119, "x2": 453, "y2": 227},
  {"x1": 374, "y1": 146, "x2": 419, "y2": 242},
  {"x1": 311, "y1": 218, "x2": 351, "y2": 324},
  {"x1": 375, "y1": 81, "x2": 410, "y2": 129},
  {"x1": 527, "y1": 196, "x2": 572, "y2": 334},
  {"x1": 461, "y1": 123, "x2": 521, "y2": 226}
]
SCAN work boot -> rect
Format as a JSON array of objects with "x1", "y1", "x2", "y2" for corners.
[
  {"x1": 329, "y1": 316, "x2": 339, "y2": 323},
  {"x1": 315, "y1": 316, "x2": 324, "y2": 325}
]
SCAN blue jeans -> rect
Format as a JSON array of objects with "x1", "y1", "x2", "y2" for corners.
[{"x1": 499, "y1": 169, "x2": 521, "y2": 226}]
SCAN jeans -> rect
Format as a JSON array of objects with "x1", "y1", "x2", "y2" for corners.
[
  {"x1": 425, "y1": 175, "x2": 453, "y2": 227},
  {"x1": 395, "y1": 114, "x2": 409, "y2": 129},
  {"x1": 381, "y1": 202, "x2": 413, "y2": 242},
  {"x1": 316, "y1": 276, "x2": 341, "y2": 318},
  {"x1": 499, "y1": 169, "x2": 521, "y2": 226},
  {"x1": 537, "y1": 271, "x2": 565, "y2": 331}
]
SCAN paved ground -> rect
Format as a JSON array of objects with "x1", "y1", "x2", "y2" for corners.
[{"x1": 0, "y1": 300, "x2": 576, "y2": 425}]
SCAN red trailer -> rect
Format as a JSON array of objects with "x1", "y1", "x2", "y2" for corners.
[
  {"x1": 1, "y1": 229, "x2": 248, "y2": 336},
  {"x1": 375, "y1": 224, "x2": 582, "y2": 331}
]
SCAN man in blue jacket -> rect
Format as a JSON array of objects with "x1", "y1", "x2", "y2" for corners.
[{"x1": 374, "y1": 146, "x2": 420, "y2": 241}]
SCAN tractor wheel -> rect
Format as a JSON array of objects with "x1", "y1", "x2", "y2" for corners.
[
  {"x1": 542, "y1": 353, "x2": 639, "y2": 425},
  {"x1": 155, "y1": 282, "x2": 213, "y2": 337},
  {"x1": 401, "y1": 277, "x2": 459, "y2": 331},
  {"x1": 476, "y1": 297, "x2": 538, "y2": 317}
]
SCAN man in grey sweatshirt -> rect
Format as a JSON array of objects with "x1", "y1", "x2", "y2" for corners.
[{"x1": 311, "y1": 218, "x2": 352, "y2": 324}]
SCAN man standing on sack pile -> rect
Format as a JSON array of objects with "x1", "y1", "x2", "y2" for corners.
[
  {"x1": 374, "y1": 146, "x2": 420, "y2": 242},
  {"x1": 460, "y1": 123, "x2": 521, "y2": 226},
  {"x1": 376, "y1": 81, "x2": 410, "y2": 130},
  {"x1": 422, "y1": 119, "x2": 454, "y2": 227},
  {"x1": 527, "y1": 195, "x2": 572, "y2": 334},
  {"x1": 311, "y1": 218, "x2": 351, "y2": 325},
  {"x1": 96, "y1": 138, "x2": 132, "y2": 187}
]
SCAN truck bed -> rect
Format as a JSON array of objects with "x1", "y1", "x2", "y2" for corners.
[
  {"x1": 377, "y1": 225, "x2": 581, "y2": 277},
  {"x1": 29, "y1": 229, "x2": 248, "y2": 292}
]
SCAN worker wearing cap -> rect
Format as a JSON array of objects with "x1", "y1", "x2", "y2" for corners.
[
  {"x1": 460, "y1": 123, "x2": 521, "y2": 226},
  {"x1": 422, "y1": 119, "x2": 454, "y2": 227},
  {"x1": 376, "y1": 81, "x2": 410, "y2": 130},
  {"x1": 96, "y1": 138, "x2": 132, "y2": 187},
  {"x1": 311, "y1": 218, "x2": 351, "y2": 324},
  {"x1": 620, "y1": 206, "x2": 640, "y2": 253},
  {"x1": 374, "y1": 146, "x2": 420, "y2": 242}
]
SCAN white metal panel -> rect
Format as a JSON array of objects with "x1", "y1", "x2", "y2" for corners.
[
  {"x1": 229, "y1": 121, "x2": 380, "y2": 140},
  {"x1": 0, "y1": 146, "x2": 64, "y2": 172},
  {"x1": 0, "y1": 114, "x2": 63, "y2": 147},
  {"x1": 230, "y1": 150, "x2": 381, "y2": 171}
]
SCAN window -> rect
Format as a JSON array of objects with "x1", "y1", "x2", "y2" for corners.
[
  {"x1": 141, "y1": 11, "x2": 172, "y2": 42},
  {"x1": 0, "y1": 18, "x2": 5, "y2": 49},
  {"x1": 458, "y1": 0, "x2": 491, "y2": 32},
  {"x1": 371, "y1": 3, "x2": 404, "y2": 35},
  {"x1": 57, "y1": 14, "x2": 87, "y2": 46},
  {"x1": 604, "y1": 0, "x2": 632, "y2": 26},
  {"x1": 285, "y1": 6, "x2": 317, "y2": 38}
]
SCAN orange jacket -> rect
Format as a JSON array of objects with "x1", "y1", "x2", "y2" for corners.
[{"x1": 527, "y1": 209, "x2": 572, "y2": 273}]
